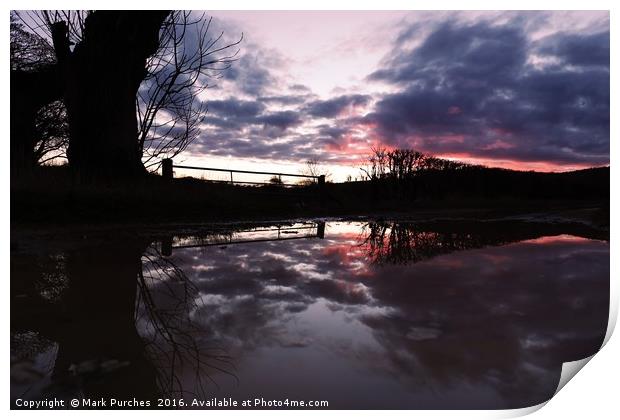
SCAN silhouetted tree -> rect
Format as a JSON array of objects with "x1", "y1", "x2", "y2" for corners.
[
  {"x1": 10, "y1": 15, "x2": 62, "y2": 173},
  {"x1": 359, "y1": 146, "x2": 389, "y2": 180},
  {"x1": 268, "y1": 175, "x2": 284, "y2": 185},
  {"x1": 47, "y1": 11, "x2": 171, "y2": 179},
  {"x1": 12, "y1": 10, "x2": 240, "y2": 180},
  {"x1": 299, "y1": 158, "x2": 331, "y2": 185},
  {"x1": 10, "y1": 15, "x2": 55, "y2": 71},
  {"x1": 360, "y1": 147, "x2": 481, "y2": 182},
  {"x1": 32, "y1": 100, "x2": 70, "y2": 164}
]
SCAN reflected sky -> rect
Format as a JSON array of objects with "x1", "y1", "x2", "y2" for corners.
[
  {"x1": 166, "y1": 222, "x2": 609, "y2": 409},
  {"x1": 11, "y1": 221, "x2": 609, "y2": 409}
]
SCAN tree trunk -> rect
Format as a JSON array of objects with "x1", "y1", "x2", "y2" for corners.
[{"x1": 51, "y1": 11, "x2": 170, "y2": 180}]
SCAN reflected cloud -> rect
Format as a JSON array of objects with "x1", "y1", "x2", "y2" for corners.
[{"x1": 11, "y1": 220, "x2": 609, "y2": 409}]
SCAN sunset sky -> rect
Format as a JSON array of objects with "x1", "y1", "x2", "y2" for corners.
[{"x1": 173, "y1": 10, "x2": 609, "y2": 181}]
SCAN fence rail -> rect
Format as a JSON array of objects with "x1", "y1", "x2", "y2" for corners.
[
  {"x1": 162, "y1": 158, "x2": 325, "y2": 187},
  {"x1": 160, "y1": 222, "x2": 326, "y2": 256}
]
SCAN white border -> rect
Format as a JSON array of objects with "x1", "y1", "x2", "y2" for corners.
[{"x1": 2, "y1": 1, "x2": 617, "y2": 419}]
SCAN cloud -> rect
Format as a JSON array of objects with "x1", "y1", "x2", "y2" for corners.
[
  {"x1": 207, "y1": 98, "x2": 266, "y2": 118},
  {"x1": 259, "y1": 93, "x2": 315, "y2": 106},
  {"x1": 369, "y1": 21, "x2": 527, "y2": 86},
  {"x1": 219, "y1": 35, "x2": 288, "y2": 97},
  {"x1": 289, "y1": 83, "x2": 312, "y2": 92},
  {"x1": 304, "y1": 94, "x2": 372, "y2": 118},
  {"x1": 364, "y1": 17, "x2": 609, "y2": 166},
  {"x1": 224, "y1": 50, "x2": 276, "y2": 96},
  {"x1": 535, "y1": 30, "x2": 610, "y2": 68},
  {"x1": 255, "y1": 110, "x2": 302, "y2": 130},
  {"x1": 164, "y1": 222, "x2": 608, "y2": 408},
  {"x1": 188, "y1": 12, "x2": 609, "y2": 171}
]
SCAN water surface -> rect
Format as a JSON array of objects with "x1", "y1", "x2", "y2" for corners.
[{"x1": 11, "y1": 220, "x2": 609, "y2": 409}]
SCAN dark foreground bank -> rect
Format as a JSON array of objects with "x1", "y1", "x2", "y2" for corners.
[{"x1": 11, "y1": 165, "x2": 609, "y2": 228}]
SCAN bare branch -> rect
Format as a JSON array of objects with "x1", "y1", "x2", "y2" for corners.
[{"x1": 138, "y1": 11, "x2": 243, "y2": 170}]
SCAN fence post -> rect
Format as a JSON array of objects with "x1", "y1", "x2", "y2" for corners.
[
  {"x1": 162, "y1": 158, "x2": 173, "y2": 180},
  {"x1": 161, "y1": 236, "x2": 172, "y2": 256},
  {"x1": 316, "y1": 222, "x2": 325, "y2": 239},
  {"x1": 318, "y1": 175, "x2": 326, "y2": 206}
]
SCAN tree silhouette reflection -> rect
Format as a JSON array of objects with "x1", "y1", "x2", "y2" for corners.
[
  {"x1": 11, "y1": 237, "x2": 233, "y2": 405},
  {"x1": 11, "y1": 220, "x2": 609, "y2": 409},
  {"x1": 359, "y1": 219, "x2": 606, "y2": 266}
]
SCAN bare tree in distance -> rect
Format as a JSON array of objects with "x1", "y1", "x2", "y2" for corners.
[
  {"x1": 360, "y1": 147, "x2": 483, "y2": 181},
  {"x1": 359, "y1": 146, "x2": 389, "y2": 181},
  {"x1": 299, "y1": 159, "x2": 332, "y2": 185},
  {"x1": 268, "y1": 175, "x2": 284, "y2": 185}
]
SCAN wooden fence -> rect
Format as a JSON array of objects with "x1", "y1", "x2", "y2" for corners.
[{"x1": 162, "y1": 158, "x2": 325, "y2": 187}]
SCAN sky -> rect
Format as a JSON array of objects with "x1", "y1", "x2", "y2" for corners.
[{"x1": 172, "y1": 11, "x2": 610, "y2": 182}]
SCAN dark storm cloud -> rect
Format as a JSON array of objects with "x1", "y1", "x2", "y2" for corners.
[
  {"x1": 255, "y1": 110, "x2": 302, "y2": 130},
  {"x1": 536, "y1": 30, "x2": 610, "y2": 68},
  {"x1": 316, "y1": 124, "x2": 350, "y2": 140},
  {"x1": 191, "y1": 128, "x2": 326, "y2": 161},
  {"x1": 200, "y1": 99, "x2": 303, "y2": 145},
  {"x1": 223, "y1": 45, "x2": 281, "y2": 96},
  {"x1": 207, "y1": 98, "x2": 266, "y2": 118},
  {"x1": 304, "y1": 94, "x2": 372, "y2": 118},
  {"x1": 370, "y1": 21, "x2": 528, "y2": 86},
  {"x1": 195, "y1": 87, "x2": 358, "y2": 160},
  {"x1": 189, "y1": 33, "x2": 329, "y2": 160},
  {"x1": 192, "y1": 14, "x2": 608, "y2": 168},
  {"x1": 366, "y1": 19, "x2": 609, "y2": 166},
  {"x1": 195, "y1": 100, "x2": 361, "y2": 161}
]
